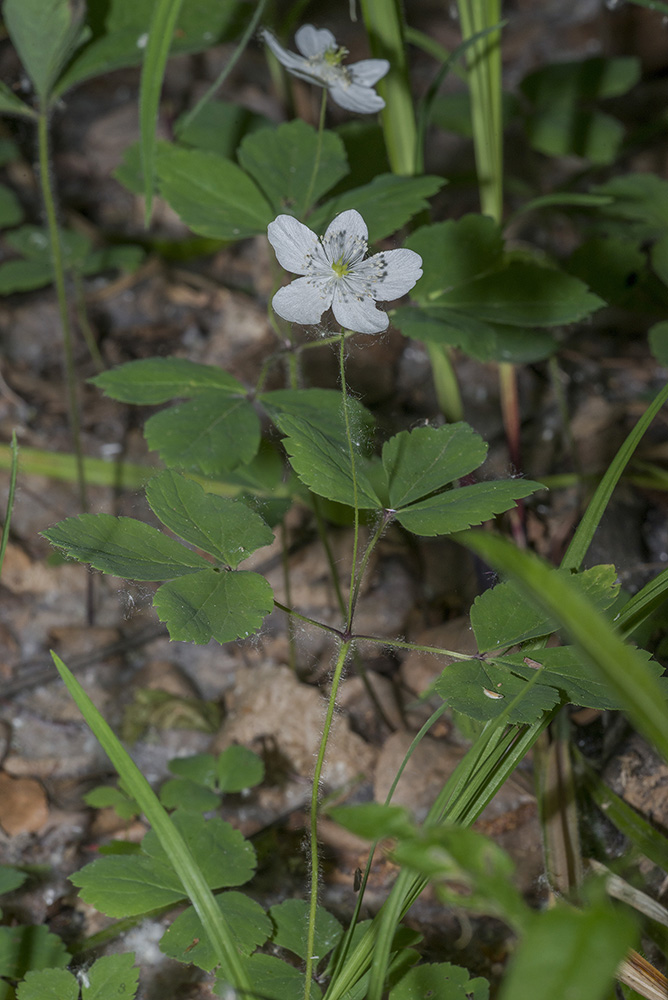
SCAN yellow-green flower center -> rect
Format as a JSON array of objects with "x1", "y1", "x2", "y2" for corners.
[
  {"x1": 324, "y1": 45, "x2": 348, "y2": 67},
  {"x1": 331, "y1": 256, "x2": 350, "y2": 278}
]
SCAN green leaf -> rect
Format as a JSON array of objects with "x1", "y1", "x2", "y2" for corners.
[
  {"x1": 394, "y1": 480, "x2": 542, "y2": 536},
  {"x1": 650, "y1": 322, "x2": 668, "y2": 372},
  {"x1": 277, "y1": 414, "x2": 380, "y2": 509},
  {"x1": 159, "y1": 778, "x2": 221, "y2": 812},
  {"x1": 55, "y1": 0, "x2": 239, "y2": 95},
  {"x1": 471, "y1": 564, "x2": 621, "y2": 653},
  {"x1": 139, "y1": 0, "x2": 185, "y2": 224},
  {"x1": 590, "y1": 173, "x2": 668, "y2": 236},
  {"x1": 502, "y1": 646, "x2": 667, "y2": 711},
  {"x1": 176, "y1": 100, "x2": 272, "y2": 158},
  {"x1": 238, "y1": 121, "x2": 348, "y2": 218},
  {"x1": 651, "y1": 233, "x2": 668, "y2": 287},
  {"x1": 520, "y1": 57, "x2": 640, "y2": 166},
  {"x1": 0, "y1": 185, "x2": 22, "y2": 228},
  {"x1": 566, "y1": 237, "x2": 668, "y2": 312},
  {"x1": 434, "y1": 262, "x2": 604, "y2": 327},
  {"x1": 143, "y1": 811, "x2": 256, "y2": 884},
  {"x1": 168, "y1": 753, "x2": 217, "y2": 787},
  {"x1": 310, "y1": 174, "x2": 445, "y2": 244},
  {"x1": 406, "y1": 215, "x2": 504, "y2": 301},
  {"x1": 393, "y1": 307, "x2": 557, "y2": 364},
  {"x1": 498, "y1": 900, "x2": 635, "y2": 1000},
  {"x1": 16, "y1": 969, "x2": 77, "y2": 1000},
  {"x1": 71, "y1": 853, "x2": 186, "y2": 915},
  {"x1": 146, "y1": 471, "x2": 273, "y2": 567},
  {"x1": 0, "y1": 866, "x2": 27, "y2": 895},
  {"x1": 72, "y1": 813, "x2": 256, "y2": 917},
  {"x1": 390, "y1": 962, "x2": 489, "y2": 999},
  {"x1": 154, "y1": 568, "x2": 273, "y2": 644},
  {"x1": 0, "y1": 925, "x2": 69, "y2": 979},
  {"x1": 525, "y1": 107, "x2": 624, "y2": 165},
  {"x1": 261, "y1": 388, "x2": 374, "y2": 450},
  {"x1": 217, "y1": 953, "x2": 321, "y2": 1000},
  {"x1": 84, "y1": 785, "x2": 139, "y2": 820},
  {"x1": 157, "y1": 145, "x2": 272, "y2": 240},
  {"x1": 4, "y1": 0, "x2": 89, "y2": 103},
  {"x1": 160, "y1": 891, "x2": 271, "y2": 970},
  {"x1": 459, "y1": 531, "x2": 668, "y2": 763},
  {"x1": 216, "y1": 745, "x2": 265, "y2": 793},
  {"x1": 145, "y1": 393, "x2": 261, "y2": 474},
  {"x1": 83, "y1": 953, "x2": 140, "y2": 1000},
  {"x1": 91, "y1": 357, "x2": 244, "y2": 404},
  {"x1": 521, "y1": 57, "x2": 641, "y2": 105},
  {"x1": 0, "y1": 260, "x2": 54, "y2": 295},
  {"x1": 435, "y1": 659, "x2": 559, "y2": 723},
  {"x1": 327, "y1": 803, "x2": 415, "y2": 841},
  {"x1": 382, "y1": 424, "x2": 488, "y2": 509},
  {"x1": 0, "y1": 81, "x2": 36, "y2": 118},
  {"x1": 269, "y1": 899, "x2": 342, "y2": 962},
  {"x1": 42, "y1": 513, "x2": 209, "y2": 580}
]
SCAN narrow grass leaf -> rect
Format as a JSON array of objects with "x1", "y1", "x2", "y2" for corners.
[
  {"x1": 561, "y1": 381, "x2": 668, "y2": 571},
  {"x1": 52, "y1": 654, "x2": 254, "y2": 995}
]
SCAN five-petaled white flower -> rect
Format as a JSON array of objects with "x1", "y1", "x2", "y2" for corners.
[
  {"x1": 261, "y1": 24, "x2": 389, "y2": 114},
  {"x1": 267, "y1": 210, "x2": 423, "y2": 335}
]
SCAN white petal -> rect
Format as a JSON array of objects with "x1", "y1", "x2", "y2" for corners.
[
  {"x1": 349, "y1": 59, "x2": 390, "y2": 87},
  {"x1": 356, "y1": 248, "x2": 423, "y2": 301},
  {"x1": 323, "y1": 209, "x2": 368, "y2": 250},
  {"x1": 331, "y1": 286, "x2": 389, "y2": 334},
  {"x1": 261, "y1": 30, "x2": 311, "y2": 75},
  {"x1": 328, "y1": 81, "x2": 385, "y2": 113},
  {"x1": 267, "y1": 215, "x2": 319, "y2": 275},
  {"x1": 295, "y1": 24, "x2": 337, "y2": 58},
  {"x1": 272, "y1": 277, "x2": 333, "y2": 325}
]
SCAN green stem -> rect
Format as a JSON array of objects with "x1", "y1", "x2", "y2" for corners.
[
  {"x1": 37, "y1": 106, "x2": 87, "y2": 515},
  {"x1": 304, "y1": 639, "x2": 352, "y2": 1000},
  {"x1": 73, "y1": 272, "x2": 104, "y2": 371},
  {"x1": 273, "y1": 600, "x2": 344, "y2": 639},
  {"x1": 351, "y1": 633, "x2": 475, "y2": 659},
  {"x1": 425, "y1": 343, "x2": 464, "y2": 423},
  {"x1": 339, "y1": 332, "x2": 360, "y2": 633},
  {"x1": 177, "y1": 0, "x2": 267, "y2": 133},
  {"x1": 281, "y1": 521, "x2": 297, "y2": 671},
  {"x1": 348, "y1": 511, "x2": 391, "y2": 624},
  {"x1": 302, "y1": 88, "x2": 328, "y2": 216},
  {"x1": 0, "y1": 432, "x2": 19, "y2": 578}
]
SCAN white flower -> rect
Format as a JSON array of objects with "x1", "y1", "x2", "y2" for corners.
[
  {"x1": 267, "y1": 210, "x2": 423, "y2": 335},
  {"x1": 261, "y1": 24, "x2": 389, "y2": 114}
]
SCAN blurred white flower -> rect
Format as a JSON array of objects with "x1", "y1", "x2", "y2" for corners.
[
  {"x1": 267, "y1": 210, "x2": 423, "y2": 335},
  {"x1": 261, "y1": 24, "x2": 389, "y2": 113}
]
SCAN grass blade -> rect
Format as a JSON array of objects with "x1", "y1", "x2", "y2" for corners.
[
  {"x1": 561, "y1": 382, "x2": 668, "y2": 572},
  {"x1": 52, "y1": 653, "x2": 253, "y2": 995}
]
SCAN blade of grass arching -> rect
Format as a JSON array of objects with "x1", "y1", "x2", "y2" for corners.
[
  {"x1": 177, "y1": 0, "x2": 267, "y2": 133},
  {"x1": 561, "y1": 381, "x2": 668, "y2": 572},
  {"x1": 359, "y1": 0, "x2": 417, "y2": 176},
  {"x1": 616, "y1": 566, "x2": 668, "y2": 638},
  {"x1": 140, "y1": 0, "x2": 184, "y2": 226},
  {"x1": 52, "y1": 653, "x2": 253, "y2": 995},
  {"x1": 574, "y1": 751, "x2": 668, "y2": 874},
  {"x1": 414, "y1": 21, "x2": 507, "y2": 174},
  {"x1": 0, "y1": 432, "x2": 19, "y2": 577},
  {"x1": 459, "y1": 531, "x2": 668, "y2": 763}
]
